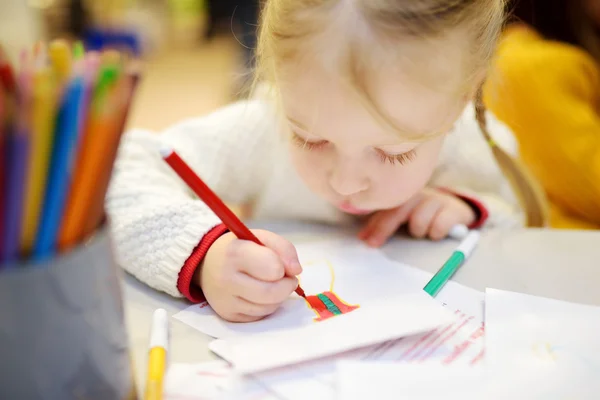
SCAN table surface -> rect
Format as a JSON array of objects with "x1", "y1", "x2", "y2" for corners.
[{"x1": 122, "y1": 222, "x2": 600, "y2": 391}]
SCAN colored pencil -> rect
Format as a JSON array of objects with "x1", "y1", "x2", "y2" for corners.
[
  {"x1": 48, "y1": 39, "x2": 72, "y2": 85},
  {"x1": 160, "y1": 147, "x2": 307, "y2": 298},
  {"x1": 33, "y1": 64, "x2": 85, "y2": 260},
  {"x1": 423, "y1": 230, "x2": 481, "y2": 297},
  {"x1": 57, "y1": 61, "x2": 122, "y2": 251},
  {"x1": 0, "y1": 40, "x2": 138, "y2": 265},
  {"x1": 0, "y1": 45, "x2": 16, "y2": 93},
  {"x1": 1, "y1": 57, "x2": 33, "y2": 263},
  {"x1": 20, "y1": 63, "x2": 57, "y2": 255},
  {"x1": 80, "y1": 63, "x2": 140, "y2": 241}
]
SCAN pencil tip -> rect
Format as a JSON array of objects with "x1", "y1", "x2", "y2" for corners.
[{"x1": 296, "y1": 287, "x2": 307, "y2": 298}]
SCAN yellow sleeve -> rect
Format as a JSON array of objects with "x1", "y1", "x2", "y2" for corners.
[{"x1": 485, "y1": 28, "x2": 600, "y2": 225}]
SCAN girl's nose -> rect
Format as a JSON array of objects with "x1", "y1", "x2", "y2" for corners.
[{"x1": 328, "y1": 160, "x2": 369, "y2": 196}]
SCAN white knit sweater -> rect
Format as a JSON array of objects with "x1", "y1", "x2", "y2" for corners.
[{"x1": 105, "y1": 99, "x2": 523, "y2": 299}]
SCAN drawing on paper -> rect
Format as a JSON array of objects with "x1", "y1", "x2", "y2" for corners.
[
  {"x1": 300, "y1": 259, "x2": 360, "y2": 322},
  {"x1": 532, "y1": 342, "x2": 600, "y2": 371},
  {"x1": 305, "y1": 291, "x2": 360, "y2": 321},
  {"x1": 532, "y1": 342, "x2": 557, "y2": 362}
]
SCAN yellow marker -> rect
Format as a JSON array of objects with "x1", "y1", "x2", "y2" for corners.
[
  {"x1": 145, "y1": 309, "x2": 169, "y2": 400},
  {"x1": 49, "y1": 39, "x2": 72, "y2": 82},
  {"x1": 21, "y1": 67, "x2": 56, "y2": 254}
]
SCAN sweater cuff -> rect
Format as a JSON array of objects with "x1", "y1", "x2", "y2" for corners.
[
  {"x1": 436, "y1": 188, "x2": 489, "y2": 229},
  {"x1": 177, "y1": 223, "x2": 229, "y2": 303}
]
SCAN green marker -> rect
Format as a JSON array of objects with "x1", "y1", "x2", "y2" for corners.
[{"x1": 423, "y1": 230, "x2": 480, "y2": 297}]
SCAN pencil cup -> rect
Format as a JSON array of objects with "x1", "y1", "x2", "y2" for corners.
[{"x1": 0, "y1": 229, "x2": 137, "y2": 400}]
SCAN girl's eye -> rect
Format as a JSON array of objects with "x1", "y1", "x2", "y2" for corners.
[
  {"x1": 376, "y1": 149, "x2": 417, "y2": 166},
  {"x1": 290, "y1": 132, "x2": 329, "y2": 150}
]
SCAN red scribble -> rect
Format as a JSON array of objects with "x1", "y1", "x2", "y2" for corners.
[
  {"x1": 408, "y1": 321, "x2": 456, "y2": 361},
  {"x1": 199, "y1": 302, "x2": 209, "y2": 309},
  {"x1": 470, "y1": 349, "x2": 485, "y2": 365},
  {"x1": 397, "y1": 329, "x2": 437, "y2": 361},
  {"x1": 305, "y1": 291, "x2": 359, "y2": 322},
  {"x1": 420, "y1": 316, "x2": 473, "y2": 362}
]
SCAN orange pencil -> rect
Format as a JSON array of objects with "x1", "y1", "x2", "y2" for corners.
[
  {"x1": 80, "y1": 64, "x2": 140, "y2": 240},
  {"x1": 57, "y1": 61, "x2": 121, "y2": 251}
]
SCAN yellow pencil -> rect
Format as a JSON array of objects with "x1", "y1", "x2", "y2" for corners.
[
  {"x1": 20, "y1": 67, "x2": 56, "y2": 254},
  {"x1": 145, "y1": 309, "x2": 169, "y2": 400},
  {"x1": 48, "y1": 39, "x2": 72, "y2": 83}
]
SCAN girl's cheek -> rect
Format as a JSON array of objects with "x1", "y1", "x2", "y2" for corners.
[{"x1": 289, "y1": 147, "x2": 326, "y2": 178}]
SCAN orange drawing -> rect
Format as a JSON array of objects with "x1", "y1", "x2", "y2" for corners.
[{"x1": 300, "y1": 259, "x2": 360, "y2": 322}]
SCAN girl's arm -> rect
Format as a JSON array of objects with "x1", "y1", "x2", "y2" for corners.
[
  {"x1": 429, "y1": 104, "x2": 525, "y2": 229},
  {"x1": 106, "y1": 100, "x2": 280, "y2": 301}
]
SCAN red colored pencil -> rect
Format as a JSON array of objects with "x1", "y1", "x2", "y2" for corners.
[
  {"x1": 0, "y1": 46, "x2": 16, "y2": 93},
  {"x1": 160, "y1": 147, "x2": 307, "y2": 298}
]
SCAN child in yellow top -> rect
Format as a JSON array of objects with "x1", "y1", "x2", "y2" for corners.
[{"x1": 484, "y1": 0, "x2": 600, "y2": 229}]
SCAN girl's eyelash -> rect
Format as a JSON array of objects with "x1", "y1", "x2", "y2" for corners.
[
  {"x1": 291, "y1": 131, "x2": 416, "y2": 165},
  {"x1": 290, "y1": 132, "x2": 328, "y2": 150},
  {"x1": 377, "y1": 149, "x2": 417, "y2": 166}
]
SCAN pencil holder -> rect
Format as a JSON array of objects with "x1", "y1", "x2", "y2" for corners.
[{"x1": 0, "y1": 228, "x2": 137, "y2": 400}]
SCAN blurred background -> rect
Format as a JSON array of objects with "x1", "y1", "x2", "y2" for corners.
[{"x1": 0, "y1": 0, "x2": 259, "y2": 131}]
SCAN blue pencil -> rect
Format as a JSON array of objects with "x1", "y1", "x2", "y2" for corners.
[
  {"x1": 33, "y1": 70, "x2": 84, "y2": 261},
  {"x1": 1, "y1": 129, "x2": 30, "y2": 264}
]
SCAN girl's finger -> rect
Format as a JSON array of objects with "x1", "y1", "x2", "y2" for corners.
[
  {"x1": 358, "y1": 212, "x2": 386, "y2": 241},
  {"x1": 228, "y1": 313, "x2": 264, "y2": 323},
  {"x1": 234, "y1": 296, "x2": 281, "y2": 317},
  {"x1": 231, "y1": 239, "x2": 286, "y2": 282},
  {"x1": 366, "y1": 204, "x2": 415, "y2": 247},
  {"x1": 233, "y1": 271, "x2": 298, "y2": 305},
  {"x1": 408, "y1": 197, "x2": 443, "y2": 238},
  {"x1": 429, "y1": 207, "x2": 461, "y2": 241}
]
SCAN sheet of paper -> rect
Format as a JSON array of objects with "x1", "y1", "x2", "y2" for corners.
[
  {"x1": 164, "y1": 361, "x2": 233, "y2": 400},
  {"x1": 214, "y1": 291, "x2": 452, "y2": 373},
  {"x1": 163, "y1": 360, "x2": 280, "y2": 400},
  {"x1": 485, "y1": 288, "x2": 600, "y2": 399},
  {"x1": 209, "y1": 277, "x2": 485, "y2": 400},
  {"x1": 173, "y1": 239, "x2": 426, "y2": 339},
  {"x1": 396, "y1": 261, "x2": 485, "y2": 324},
  {"x1": 336, "y1": 361, "x2": 485, "y2": 400}
]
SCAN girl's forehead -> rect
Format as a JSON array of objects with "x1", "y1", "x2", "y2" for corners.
[{"x1": 278, "y1": 59, "x2": 466, "y2": 143}]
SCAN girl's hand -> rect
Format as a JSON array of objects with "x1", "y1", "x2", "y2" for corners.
[
  {"x1": 198, "y1": 230, "x2": 302, "y2": 323},
  {"x1": 358, "y1": 188, "x2": 476, "y2": 247}
]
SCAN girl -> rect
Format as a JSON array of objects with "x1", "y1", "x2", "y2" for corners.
[
  {"x1": 485, "y1": 0, "x2": 600, "y2": 229},
  {"x1": 106, "y1": 0, "x2": 545, "y2": 323}
]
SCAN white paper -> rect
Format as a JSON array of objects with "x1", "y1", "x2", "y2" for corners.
[
  {"x1": 217, "y1": 292, "x2": 452, "y2": 373},
  {"x1": 485, "y1": 288, "x2": 600, "y2": 399},
  {"x1": 173, "y1": 239, "x2": 425, "y2": 339},
  {"x1": 163, "y1": 360, "x2": 280, "y2": 400},
  {"x1": 164, "y1": 361, "x2": 234, "y2": 400},
  {"x1": 208, "y1": 277, "x2": 486, "y2": 400},
  {"x1": 397, "y1": 261, "x2": 485, "y2": 324},
  {"x1": 336, "y1": 361, "x2": 486, "y2": 400}
]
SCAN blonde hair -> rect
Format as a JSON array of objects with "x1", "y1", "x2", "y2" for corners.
[{"x1": 254, "y1": 0, "x2": 548, "y2": 227}]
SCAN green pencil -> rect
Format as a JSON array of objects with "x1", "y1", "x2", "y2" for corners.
[{"x1": 423, "y1": 230, "x2": 481, "y2": 297}]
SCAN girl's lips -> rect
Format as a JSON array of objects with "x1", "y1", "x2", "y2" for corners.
[{"x1": 338, "y1": 202, "x2": 371, "y2": 215}]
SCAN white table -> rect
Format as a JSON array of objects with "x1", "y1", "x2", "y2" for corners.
[{"x1": 122, "y1": 222, "x2": 600, "y2": 391}]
